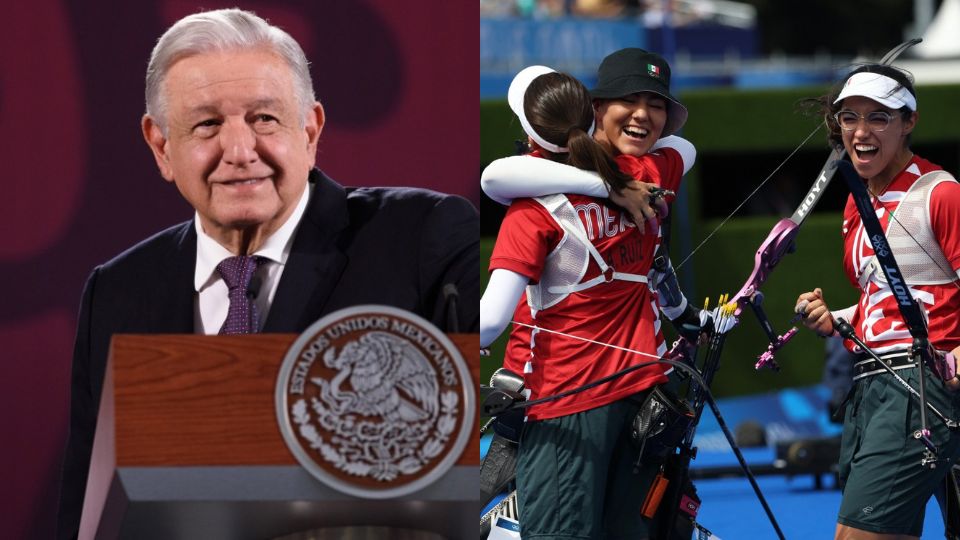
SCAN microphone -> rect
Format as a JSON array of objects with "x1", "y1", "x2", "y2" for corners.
[
  {"x1": 246, "y1": 275, "x2": 263, "y2": 332},
  {"x1": 443, "y1": 283, "x2": 459, "y2": 333}
]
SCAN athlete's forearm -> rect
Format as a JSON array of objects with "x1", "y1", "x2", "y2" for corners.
[
  {"x1": 480, "y1": 269, "x2": 530, "y2": 347},
  {"x1": 481, "y1": 155, "x2": 608, "y2": 205}
]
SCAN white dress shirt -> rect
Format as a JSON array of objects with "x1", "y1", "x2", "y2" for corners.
[{"x1": 193, "y1": 184, "x2": 312, "y2": 334}]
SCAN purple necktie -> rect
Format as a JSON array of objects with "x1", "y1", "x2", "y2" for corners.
[{"x1": 217, "y1": 255, "x2": 263, "y2": 335}]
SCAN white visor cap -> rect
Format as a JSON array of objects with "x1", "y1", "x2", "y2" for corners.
[
  {"x1": 834, "y1": 72, "x2": 917, "y2": 111},
  {"x1": 507, "y1": 65, "x2": 594, "y2": 154}
]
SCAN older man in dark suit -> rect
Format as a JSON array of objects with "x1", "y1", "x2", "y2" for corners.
[{"x1": 57, "y1": 8, "x2": 478, "y2": 539}]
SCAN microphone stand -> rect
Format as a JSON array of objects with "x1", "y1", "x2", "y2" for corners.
[{"x1": 443, "y1": 283, "x2": 460, "y2": 333}]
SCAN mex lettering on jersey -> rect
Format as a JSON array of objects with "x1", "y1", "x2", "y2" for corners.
[
  {"x1": 574, "y1": 201, "x2": 650, "y2": 270},
  {"x1": 575, "y1": 201, "x2": 637, "y2": 240}
]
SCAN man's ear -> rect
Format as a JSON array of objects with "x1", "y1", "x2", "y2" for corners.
[
  {"x1": 304, "y1": 102, "x2": 325, "y2": 166},
  {"x1": 142, "y1": 115, "x2": 175, "y2": 182}
]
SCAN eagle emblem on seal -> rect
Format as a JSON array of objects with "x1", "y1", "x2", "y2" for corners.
[{"x1": 316, "y1": 332, "x2": 440, "y2": 423}]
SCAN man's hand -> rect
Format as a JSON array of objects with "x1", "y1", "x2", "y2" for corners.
[
  {"x1": 609, "y1": 180, "x2": 670, "y2": 234},
  {"x1": 794, "y1": 288, "x2": 835, "y2": 337}
]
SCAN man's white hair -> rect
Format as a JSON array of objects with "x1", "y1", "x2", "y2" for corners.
[{"x1": 144, "y1": 8, "x2": 316, "y2": 133}]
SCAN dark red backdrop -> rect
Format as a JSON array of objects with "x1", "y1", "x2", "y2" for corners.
[{"x1": 0, "y1": 1, "x2": 478, "y2": 537}]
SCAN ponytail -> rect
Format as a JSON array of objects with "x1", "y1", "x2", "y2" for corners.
[
  {"x1": 524, "y1": 72, "x2": 632, "y2": 194},
  {"x1": 565, "y1": 127, "x2": 633, "y2": 193}
]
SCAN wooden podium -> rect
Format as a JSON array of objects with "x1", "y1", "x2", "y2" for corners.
[{"x1": 79, "y1": 334, "x2": 479, "y2": 540}]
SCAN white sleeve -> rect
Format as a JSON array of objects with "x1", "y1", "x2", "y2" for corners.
[
  {"x1": 480, "y1": 269, "x2": 530, "y2": 347},
  {"x1": 832, "y1": 304, "x2": 857, "y2": 323},
  {"x1": 650, "y1": 135, "x2": 696, "y2": 175},
  {"x1": 480, "y1": 155, "x2": 608, "y2": 205}
]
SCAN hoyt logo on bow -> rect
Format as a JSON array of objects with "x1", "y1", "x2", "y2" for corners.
[{"x1": 871, "y1": 234, "x2": 890, "y2": 257}]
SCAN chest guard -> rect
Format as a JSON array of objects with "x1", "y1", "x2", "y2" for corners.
[
  {"x1": 858, "y1": 170, "x2": 958, "y2": 291},
  {"x1": 527, "y1": 194, "x2": 648, "y2": 314}
]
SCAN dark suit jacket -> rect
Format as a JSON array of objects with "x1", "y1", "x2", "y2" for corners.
[{"x1": 57, "y1": 169, "x2": 479, "y2": 538}]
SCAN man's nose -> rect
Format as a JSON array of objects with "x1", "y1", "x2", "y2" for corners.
[{"x1": 220, "y1": 120, "x2": 258, "y2": 166}]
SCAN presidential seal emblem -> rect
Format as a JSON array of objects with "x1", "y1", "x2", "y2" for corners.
[{"x1": 276, "y1": 305, "x2": 475, "y2": 498}]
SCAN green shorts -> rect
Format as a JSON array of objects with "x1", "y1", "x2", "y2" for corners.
[
  {"x1": 515, "y1": 391, "x2": 659, "y2": 540},
  {"x1": 838, "y1": 364, "x2": 960, "y2": 536}
]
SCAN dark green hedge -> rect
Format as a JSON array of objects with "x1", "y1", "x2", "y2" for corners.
[{"x1": 482, "y1": 84, "x2": 960, "y2": 160}]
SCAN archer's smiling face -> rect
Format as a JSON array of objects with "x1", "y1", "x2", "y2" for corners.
[
  {"x1": 593, "y1": 92, "x2": 667, "y2": 157},
  {"x1": 839, "y1": 96, "x2": 916, "y2": 181},
  {"x1": 142, "y1": 48, "x2": 324, "y2": 247}
]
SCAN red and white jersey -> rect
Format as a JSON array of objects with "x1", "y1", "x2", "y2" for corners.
[
  {"x1": 842, "y1": 155, "x2": 960, "y2": 354},
  {"x1": 490, "y1": 149, "x2": 684, "y2": 420}
]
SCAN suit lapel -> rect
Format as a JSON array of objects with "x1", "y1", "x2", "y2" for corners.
[
  {"x1": 264, "y1": 170, "x2": 349, "y2": 332},
  {"x1": 160, "y1": 222, "x2": 199, "y2": 333}
]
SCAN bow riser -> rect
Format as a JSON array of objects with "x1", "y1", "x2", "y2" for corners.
[{"x1": 729, "y1": 218, "x2": 800, "y2": 312}]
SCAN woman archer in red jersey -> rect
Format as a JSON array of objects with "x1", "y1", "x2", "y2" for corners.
[{"x1": 479, "y1": 60, "x2": 688, "y2": 539}]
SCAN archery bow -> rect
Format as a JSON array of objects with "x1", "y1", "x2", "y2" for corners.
[
  {"x1": 483, "y1": 38, "x2": 926, "y2": 411},
  {"x1": 674, "y1": 37, "x2": 960, "y2": 470},
  {"x1": 480, "y1": 39, "x2": 928, "y2": 540},
  {"x1": 670, "y1": 38, "x2": 924, "y2": 372},
  {"x1": 630, "y1": 38, "x2": 929, "y2": 537}
]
